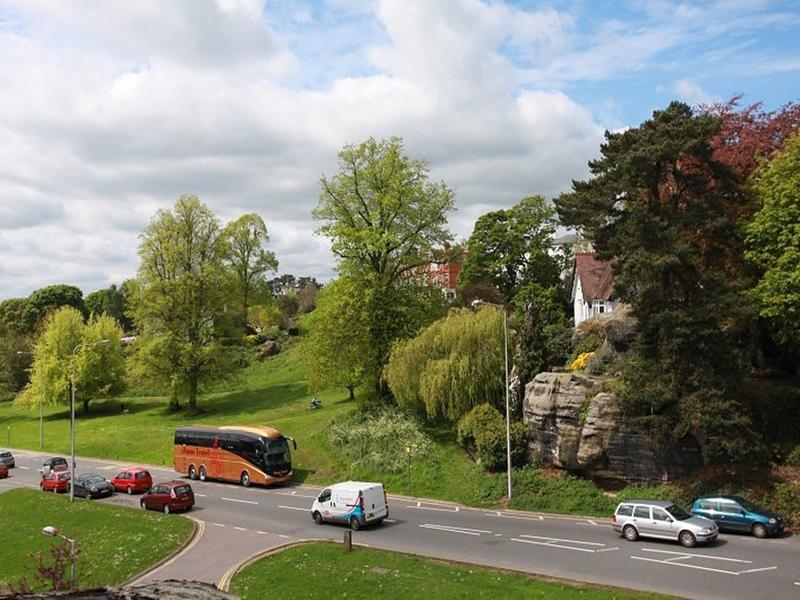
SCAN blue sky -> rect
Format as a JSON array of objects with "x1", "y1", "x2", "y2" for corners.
[{"x1": 0, "y1": 0, "x2": 798, "y2": 298}]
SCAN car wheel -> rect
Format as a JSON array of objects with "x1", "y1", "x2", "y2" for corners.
[
  {"x1": 188, "y1": 465, "x2": 197, "y2": 480},
  {"x1": 752, "y1": 523, "x2": 768, "y2": 539},
  {"x1": 313, "y1": 511, "x2": 324, "y2": 525},
  {"x1": 198, "y1": 467, "x2": 207, "y2": 482},
  {"x1": 240, "y1": 471, "x2": 250, "y2": 487},
  {"x1": 679, "y1": 530, "x2": 697, "y2": 548},
  {"x1": 163, "y1": 504, "x2": 170, "y2": 514},
  {"x1": 623, "y1": 525, "x2": 638, "y2": 542},
  {"x1": 349, "y1": 517, "x2": 361, "y2": 531},
  {"x1": 127, "y1": 486, "x2": 133, "y2": 495}
]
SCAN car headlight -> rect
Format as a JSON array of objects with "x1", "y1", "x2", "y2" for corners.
[{"x1": 769, "y1": 518, "x2": 777, "y2": 524}]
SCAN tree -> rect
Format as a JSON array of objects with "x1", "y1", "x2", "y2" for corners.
[
  {"x1": 0, "y1": 329, "x2": 33, "y2": 396},
  {"x1": 23, "y1": 285, "x2": 85, "y2": 332},
  {"x1": 459, "y1": 195, "x2": 560, "y2": 301},
  {"x1": 296, "y1": 282, "x2": 318, "y2": 314},
  {"x1": 85, "y1": 284, "x2": 133, "y2": 331},
  {"x1": 130, "y1": 195, "x2": 232, "y2": 413},
  {"x1": 221, "y1": 214, "x2": 278, "y2": 316},
  {"x1": 746, "y1": 134, "x2": 800, "y2": 349},
  {"x1": 314, "y1": 137, "x2": 455, "y2": 392},
  {"x1": 555, "y1": 101, "x2": 754, "y2": 460},
  {"x1": 302, "y1": 277, "x2": 370, "y2": 400},
  {"x1": 385, "y1": 306, "x2": 506, "y2": 422},
  {"x1": 0, "y1": 298, "x2": 29, "y2": 335},
  {"x1": 17, "y1": 307, "x2": 125, "y2": 413}
]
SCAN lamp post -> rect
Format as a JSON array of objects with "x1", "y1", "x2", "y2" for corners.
[
  {"x1": 69, "y1": 339, "x2": 109, "y2": 502},
  {"x1": 41, "y1": 526, "x2": 77, "y2": 590},
  {"x1": 471, "y1": 300, "x2": 512, "y2": 500},
  {"x1": 17, "y1": 350, "x2": 44, "y2": 449}
]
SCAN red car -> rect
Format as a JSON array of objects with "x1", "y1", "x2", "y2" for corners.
[
  {"x1": 0, "y1": 462, "x2": 8, "y2": 478},
  {"x1": 111, "y1": 468, "x2": 153, "y2": 495},
  {"x1": 140, "y1": 481, "x2": 195, "y2": 514},
  {"x1": 40, "y1": 470, "x2": 70, "y2": 493}
]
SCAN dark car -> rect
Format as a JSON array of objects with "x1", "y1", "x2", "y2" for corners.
[
  {"x1": 73, "y1": 474, "x2": 114, "y2": 499},
  {"x1": 41, "y1": 457, "x2": 69, "y2": 474},
  {"x1": 691, "y1": 496, "x2": 784, "y2": 538},
  {"x1": 140, "y1": 481, "x2": 195, "y2": 514},
  {"x1": 0, "y1": 451, "x2": 14, "y2": 468}
]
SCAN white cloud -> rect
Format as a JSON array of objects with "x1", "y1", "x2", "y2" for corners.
[{"x1": 674, "y1": 78, "x2": 718, "y2": 106}]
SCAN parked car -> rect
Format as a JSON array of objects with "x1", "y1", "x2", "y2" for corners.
[
  {"x1": 40, "y1": 457, "x2": 69, "y2": 474},
  {"x1": 691, "y1": 496, "x2": 784, "y2": 538},
  {"x1": 613, "y1": 499, "x2": 718, "y2": 548},
  {"x1": 73, "y1": 474, "x2": 115, "y2": 500},
  {"x1": 111, "y1": 468, "x2": 153, "y2": 494},
  {"x1": 140, "y1": 481, "x2": 195, "y2": 514},
  {"x1": 40, "y1": 470, "x2": 70, "y2": 493},
  {"x1": 0, "y1": 450, "x2": 14, "y2": 468},
  {"x1": 0, "y1": 462, "x2": 8, "y2": 479},
  {"x1": 311, "y1": 481, "x2": 388, "y2": 530}
]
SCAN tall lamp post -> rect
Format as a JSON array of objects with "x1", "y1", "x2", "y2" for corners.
[
  {"x1": 69, "y1": 339, "x2": 109, "y2": 502},
  {"x1": 17, "y1": 350, "x2": 44, "y2": 449},
  {"x1": 471, "y1": 300, "x2": 512, "y2": 500},
  {"x1": 41, "y1": 526, "x2": 77, "y2": 590}
]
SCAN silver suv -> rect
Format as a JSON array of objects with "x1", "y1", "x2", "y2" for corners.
[{"x1": 613, "y1": 499, "x2": 718, "y2": 548}]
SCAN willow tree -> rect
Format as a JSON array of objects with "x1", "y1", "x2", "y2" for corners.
[{"x1": 385, "y1": 306, "x2": 505, "y2": 422}]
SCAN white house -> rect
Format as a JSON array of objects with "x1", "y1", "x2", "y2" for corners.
[{"x1": 571, "y1": 252, "x2": 619, "y2": 328}]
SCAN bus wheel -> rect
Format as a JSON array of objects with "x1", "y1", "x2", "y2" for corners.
[
  {"x1": 240, "y1": 471, "x2": 251, "y2": 487},
  {"x1": 188, "y1": 465, "x2": 197, "y2": 480},
  {"x1": 198, "y1": 467, "x2": 207, "y2": 482}
]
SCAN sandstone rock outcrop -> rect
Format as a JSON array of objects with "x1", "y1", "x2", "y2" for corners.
[{"x1": 523, "y1": 372, "x2": 703, "y2": 484}]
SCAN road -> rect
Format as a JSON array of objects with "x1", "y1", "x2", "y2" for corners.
[{"x1": 2, "y1": 449, "x2": 799, "y2": 599}]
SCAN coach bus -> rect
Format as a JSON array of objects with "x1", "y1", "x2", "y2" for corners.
[{"x1": 174, "y1": 425, "x2": 296, "y2": 487}]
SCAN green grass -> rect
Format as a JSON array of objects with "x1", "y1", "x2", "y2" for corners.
[
  {"x1": 0, "y1": 488, "x2": 192, "y2": 592},
  {"x1": 230, "y1": 542, "x2": 670, "y2": 600},
  {"x1": 0, "y1": 345, "x2": 494, "y2": 505}
]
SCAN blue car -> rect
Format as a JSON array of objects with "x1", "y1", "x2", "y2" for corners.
[{"x1": 690, "y1": 495, "x2": 784, "y2": 538}]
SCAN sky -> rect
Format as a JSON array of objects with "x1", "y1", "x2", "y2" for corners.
[{"x1": 0, "y1": 0, "x2": 798, "y2": 299}]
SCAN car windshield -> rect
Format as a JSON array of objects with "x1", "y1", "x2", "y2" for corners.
[
  {"x1": 264, "y1": 438, "x2": 291, "y2": 465},
  {"x1": 84, "y1": 475, "x2": 105, "y2": 483},
  {"x1": 666, "y1": 504, "x2": 691, "y2": 520},
  {"x1": 174, "y1": 485, "x2": 191, "y2": 495}
]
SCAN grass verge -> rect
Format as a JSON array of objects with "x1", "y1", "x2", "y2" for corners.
[
  {"x1": 0, "y1": 488, "x2": 193, "y2": 592},
  {"x1": 230, "y1": 541, "x2": 672, "y2": 600}
]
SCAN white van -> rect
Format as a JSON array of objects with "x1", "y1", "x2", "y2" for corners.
[{"x1": 311, "y1": 481, "x2": 388, "y2": 530}]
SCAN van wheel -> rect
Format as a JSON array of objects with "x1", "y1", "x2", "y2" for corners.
[
  {"x1": 623, "y1": 525, "x2": 638, "y2": 542},
  {"x1": 679, "y1": 530, "x2": 697, "y2": 548},
  {"x1": 240, "y1": 471, "x2": 251, "y2": 487},
  {"x1": 349, "y1": 517, "x2": 361, "y2": 531},
  {"x1": 313, "y1": 511, "x2": 323, "y2": 525},
  {"x1": 188, "y1": 465, "x2": 197, "y2": 480},
  {"x1": 163, "y1": 504, "x2": 170, "y2": 514},
  {"x1": 198, "y1": 467, "x2": 207, "y2": 482},
  {"x1": 752, "y1": 523, "x2": 768, "y2": 538},
  {"x1": 127, "y1": 486, "x2": 133, "y2": 495}
]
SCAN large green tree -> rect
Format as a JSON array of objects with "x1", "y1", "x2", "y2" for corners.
[
  {"x1": 130, "y1": 195, "x2": 232, "y2": 412},
  {"x1": 459, "y1": 195, "x2": 560, "y2": 301},
  {"x1": 23, "y1": 284, "x2": 85, "y2": 332},
  {"x1": 746, "y1": 134, "x2": 800, "y2": 349},
  {"x1": 556, "y1": 101, "x2": 754, "y2": 460},
  {"x1": 0, "y1": 298, "x2": 29, "y2": 335},
  {"x1": 85, "y1": 283, "x2": 133, "y2": 331},
  {"x1": 221, "y1": 213, "x2": 278, "y2": 317},
  {"x1": 313, "y1": 137, "x2": 455, "y2": 392}
]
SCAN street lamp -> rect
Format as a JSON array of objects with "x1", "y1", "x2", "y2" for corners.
[
  {"x1": 41, "y1": 526, "x2": 77, "y2": 590},
  {"x1": 17, "y1": 350, "x2": 44, "y2": 449},
  {"x1": 69, "y1": 339, "x2": 109, "y2": 502},
  {"x1": 471, "y1": 299, "x2": 512, "y2": 500}
]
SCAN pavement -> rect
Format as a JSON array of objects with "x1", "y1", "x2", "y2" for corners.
[{"x1": 3, "y1": 448, "x2": 800, "y2": 599}]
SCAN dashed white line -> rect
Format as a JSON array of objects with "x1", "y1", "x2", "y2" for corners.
[
  {"x1": 278, "y1": 534, "x2": 291, "y2": 539},
  {"x1": 195, "y1": 493, "x2": 206, "y2": 497},
  {"x1": 17, "y1": 466, "x2": 29, "y2": 470},
  {"x1": 211, "y1": 523, "x2": 226, "y2": 528},
  {"x1": 233, "y1": 526, "x2": 247, "y2": 531},
  {"x1": 492, "y1": 511, "x2": 544, "y2": 522},
  {"x1": 407, "y1": 504, "x2": 459, "y2": 513},
  {"x1": 278, "y1": 505, "x2": 308, "y2": 512},
  {"x1": 384, "y1": 519, "x2": 397, "y2": 523},
  {"x1": 221, "y1": 497, "x2": 258, "y2": 505},
  {"x1": 257, "y1": 531, "x2": 269, "y2": 535}
]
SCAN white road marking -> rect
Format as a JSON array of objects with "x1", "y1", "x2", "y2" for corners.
[
  {"x1": 17, "y1": 466, "x2": 29, "y2": 470},
  {"x1": 511, "y1": 534, "x2": 615, "y2": 554},
  {"x1": 737, "y1": 567, "x2": 779, "y2": 575},
  {"x1": 278, "y1": 505, "x2": 308, "y2": 512},
  {"x1": 419, "y1": 524, "x2": 491, "y2": 536},
  {"x1": 512, "y1": 538, "x2": 595, "y2": 553},
  {"x1": 407, "y1": 504, "x2": 459, "y2": 513},
  {"x1": 631, "y1": 556, "x2": 740, "y2": 575},
  {"x1": 233, "y1": 527, "x2": 247, "y2": 531},
  {"x1": 587, "y1": 519, "x2": 597, "y2": 525},
  {"x1": 519, "y1": 534, "x2": 605, "y2": 547},
  {"x1": 492, "y1": 511, "x2": 543, "y2": 522},
  {"x1": 221, "y1": 497, "x2": 258, "y2": 505},
  {"x1": 278, "y1": 534, "x2": 291, "y2": 539},
  {"x1": 195, "y1": 493, "x2": 206, "y2": 497},
  {"x1": 597, "y1": 547, "x2": 620, "y2": 552},
  {"x1": 257, "y1": 531, "x2": 269, "y2": 535},
  {"x1": 275, "y1": 491, "x2": 316, "y2": 498},
  {"x1": 384, "y1": 519, "x2": 397, "y2": 523},
  {"x1": 211, "y1": 523, "x2": 226, "y2": 528},
  {"x1": 794, "y1": 581, "x2": 800, "y2": 586},
  {"x1": 640, "y1": 548, "x2": 752, "y2": 563}
]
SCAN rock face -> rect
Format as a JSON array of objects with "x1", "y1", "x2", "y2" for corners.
[
  {"x1": 523, "y1": 372, "x2": 703, "y2": 484},
  {"x1": 256, "y1": 340, "x2": 281, "y2": 360}
]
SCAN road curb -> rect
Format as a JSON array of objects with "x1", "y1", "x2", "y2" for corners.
[
  {"x1": 123, "y1": 516, "x2": 204, "y2": 587},
  {"x1": 217, "y1": 538, "x2": 330, "y2": 592}
]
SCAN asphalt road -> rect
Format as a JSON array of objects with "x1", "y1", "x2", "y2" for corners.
[{"x1": 3, "y1": 449, "x2": 799, "y2": 599}]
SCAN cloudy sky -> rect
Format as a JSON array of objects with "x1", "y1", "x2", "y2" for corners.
[{"x1": 0, "y1": 0, "x2": 798, "y2": 299}]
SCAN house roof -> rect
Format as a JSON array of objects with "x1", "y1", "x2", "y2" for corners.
[{"x1": 574, "y1": 253, "x2": 614, "y2": 301}]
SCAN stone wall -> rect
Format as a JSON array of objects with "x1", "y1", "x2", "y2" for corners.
[{"x1": 522, "y1": 372, "x2": 703, "y2": 484}]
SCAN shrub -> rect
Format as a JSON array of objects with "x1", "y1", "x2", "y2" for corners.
[
  {"x1": 457, "y1": 403, "x2": 528, "y2": 471},
  {"x1": 787, "y1": 445, "x2": 800, "y2": 467},
  {"x1": 328, "y1": 407, "x2": 436, "y2": 473},
  {"x1": 570, "y1": 352, "x2": 594, "y2": 371},
  {"x1": 585, "y1": 341, "x2": 614, "y2": 375}
]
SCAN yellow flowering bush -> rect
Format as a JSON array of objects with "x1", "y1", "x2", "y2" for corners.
[{"x1": 570, "y1": 351, "x2": 595, "y2": 371}]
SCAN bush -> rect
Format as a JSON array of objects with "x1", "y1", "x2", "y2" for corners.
[
  {"x1": 494, "y1": 466, "x2": 614, "y2": 514},
  {"x1": 457, "y1": 403, "x2": 528, "y2": 471},
  {"x1": 570, "y1": 352, "x2": 594, "y2": 371},
  {"x1": 787, "y1": 446, "x2": 800, "y2": 467},
  {"x1": 328, "y1": 407, "x2": 436, "y2": 473},
  {"x1": 586, "y1": 341, "x2": 614, "y2": 375}
]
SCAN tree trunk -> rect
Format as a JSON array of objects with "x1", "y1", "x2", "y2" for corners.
[
  {"x1": 347, "y1": 386, "x2": 355, "y2": 401},
  {"x1": 188, "y1": 374, "x2": 198, "y2": 413},
  {"x1": 83, "y1": 398, "x2": 89, "y2": 415}
]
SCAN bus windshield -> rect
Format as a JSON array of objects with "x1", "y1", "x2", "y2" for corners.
[{"x1": 264, "y1": 437, "x2": 291, "y2": 466}]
